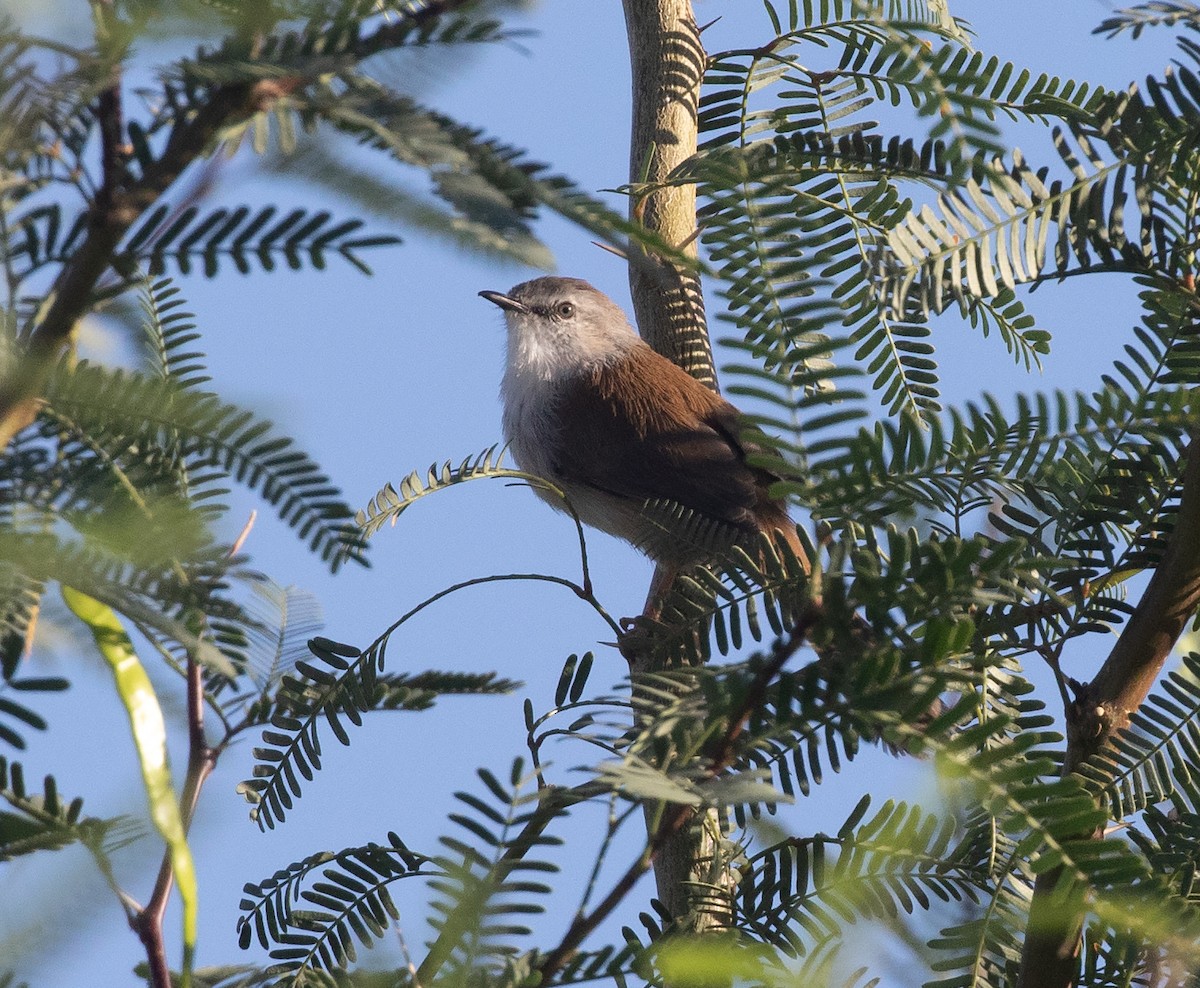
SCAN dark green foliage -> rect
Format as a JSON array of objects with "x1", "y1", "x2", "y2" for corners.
[
  {"x1": 1080, "y1": 652, "x2": 1200, "y2": 819},
  {"x1": 231, "y1": 4, "x2": 1200, "y2": 985},
  {"x1": 738, "y1": 797, "x2": 984, "y2": 954},
  {"x1": 237, "y1": 633, "x2": 519, "y2": 829},
  {"x1": 12, "y1": 2, "x2": 1200, "y2": 987},
  {"x1": 304, "y1": 71, "x2": 689, "y2": 271},
  {"x1": 178, "y1": 5, "x2": 521, "y2": 82},
  {"x1": 0, "y1": 755, "x2": 138, "y2": 862},
  {"x1": 236, "y1": 833, "x2": 425, "y2": 976},
  {"x1": 536, "y1": 942, "x2": 644, "y2": 988},
  {"x1": 50, "y1": 360, "x2": 364, "y2": 566},
  {"x1": 8, "y1": 201, "x2": 398, "y2": 284},
  {"x1": 424, "y1": 763, "x2": 560, "y2": 978},
  {"x1": 0, "y1": 435, "x2": 67, "y2": 751},
  {"x1": 1096, "y1": 2, "x2": 1200, "y2": 41},
  {"x1": 356, "y1": 446, "x2": 515, "y2": 539},
  {"x1": 692, "y1": 0, "x2": 1100, "y2": 421},
  {"x1": 0, "y1": 665, "x2": 66, "y2": 752},
  {"x1": 118, "y1": 204, "x2": 401, "y2": 278}
]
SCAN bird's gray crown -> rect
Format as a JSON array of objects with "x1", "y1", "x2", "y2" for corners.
[
  {"x1": 485, "y1": 276, "x2": 640, "y2": 380},
  {"x1": 506, "y1": 276, "x2": 604, "y2": 309}
]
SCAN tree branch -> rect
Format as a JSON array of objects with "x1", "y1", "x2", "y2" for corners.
[
  {"x1": 1018, "y1": 423, "x2": 1200, "y2": 988},
  {"x1": 0, "y1": 0, "x2": 472, "y2": 450},
  {"x1": 619, "y1": 0, "x2": 732, "y2": 935},
  {"x1": 0, "y1": 77, "x2": 285, "y2": 447},
  {"x1": 133, "y1": 655, "x2": 216, "y2": 988}
]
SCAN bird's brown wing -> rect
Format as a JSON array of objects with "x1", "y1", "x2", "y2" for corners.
[{"x1": 550, "y1": 346, "x2": 761, "y2": 533}]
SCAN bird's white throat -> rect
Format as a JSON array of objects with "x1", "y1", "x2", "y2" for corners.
[{"x1": 501, "y1": 309, "x2": 640, "y2": 384}]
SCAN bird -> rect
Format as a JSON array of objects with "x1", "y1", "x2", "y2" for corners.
[{"x1": 479, "y1": 276, "x2": 807, "y2": 616}]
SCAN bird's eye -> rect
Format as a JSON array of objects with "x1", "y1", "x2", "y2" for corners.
[{"x1": 555, "y1": 301, "x2": 575, "y2": 319}]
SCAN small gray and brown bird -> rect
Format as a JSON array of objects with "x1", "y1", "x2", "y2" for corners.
[{"x1": 480, "y1": 276, "x2": 807, "y2": 613}]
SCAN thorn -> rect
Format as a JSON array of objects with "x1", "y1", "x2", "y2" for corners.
[
  {"x1": 674, "y1": 226, "x2": 703, "y2": 254},
  {"x1": 228, "y1": 510, "x2": 257, "y2": 558},
  {"x1": 591, "y1": 240, "x2": 629, "y2": 260}
]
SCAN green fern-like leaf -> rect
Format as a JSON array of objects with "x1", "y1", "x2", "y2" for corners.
[
  {"x1": 304, "y1": 72, "x2": 690, "y2": 267},
  {"x1": 357, "y1": 445, "x2": 524, "y2": 538},
  {"x1": 4, "y1": 202, "x2": 88, "y2": 284},
  {"x1": 139, "y1": 275, "x2": 213, "y2": 391},
  {"x1": 1096, "y1": 2, "x2": 1200, "y2": 40},
  {"x1": 43, "y1": 362, "x2": 366, "y2": 570},
  {"x1": 0, "y1": 755, "x2": 139, "y2": 862},
  {"x1": 237, "y1": 635, "x2": 518, "y2": 829},
  {"x1": 424, "y1": 762, "x2": 560, "y2": 980},
  {"x1": 120, "y1": 203, "x2": 399, "y2": 278},
  {"x1": 1078, "y1": 651, "x2": 1200, "y2": 819},
  {"x1": 0, "y1": 529, "x2": 239, "y2": 678},
  {"x1": 237, "y1": 833, "x2": 427, "y2": 978},
  {"x1": 738, "y1": 796, "x2": 985, "y2": 956}
]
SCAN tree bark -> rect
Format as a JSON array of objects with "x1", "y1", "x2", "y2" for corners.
[
  {"x1": 621, "y1": 0, "x2": 734, "y2": 935},
  {"x1": 623, "y1": 0, "x2": 714, "y2": 388},
  {"x1": 1017, "y1": 425, "x2": 1200, "y2": 988}
]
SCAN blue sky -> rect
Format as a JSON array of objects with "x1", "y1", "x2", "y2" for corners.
[{"x1": 1, "y1": 2, "x2": 1184, "y2": 984}]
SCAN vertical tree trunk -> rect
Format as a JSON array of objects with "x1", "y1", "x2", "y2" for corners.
[
  {"x1": 623, "y1": 0, "x2": 714, "y2": 388},
  {"x1": 621, "y1": 0, "x2": 734, "y2": 934}
]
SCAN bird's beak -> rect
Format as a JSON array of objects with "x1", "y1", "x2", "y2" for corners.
[{"x1": 479, "y1": 290, "x2": 529, "y2": 314}]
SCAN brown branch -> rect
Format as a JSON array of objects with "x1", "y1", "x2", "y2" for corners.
[
  {"x1": 0, "y1": 77, "x2": 282, "y2": 447},
  {"x1": 0, "y1": 0, "x2": 470, "y2": 449},
  {"x1": 1070, "y1": 430, "x2": 1200, "y2": 761},
  {"x1": 536, "y1": 612, "x2": 820, "y2": 984},
  {"x1": 620, "y1": 0, "x2": 731, "y2": 935},
  {"x1": 536, "y1": 837, "x2": 658, "y2": 983},
  {"x1": 133, "y1": 655, "x2": 217, "y2": 988},
  {"x1": 708, "y1": 604, "x2": 823, "y2": 773},
  {"x1": 94, "y1": 75, "x2": 127, "y2": 223},
  {"x1": 1017, "y1": 425, "x2": 1200, "y2": 988}
]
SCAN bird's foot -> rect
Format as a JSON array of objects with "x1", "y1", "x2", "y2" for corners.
[{"x1": 616, "y1": 614, "x2": 659, "y2": 664}]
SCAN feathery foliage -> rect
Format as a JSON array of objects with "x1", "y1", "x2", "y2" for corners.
[
  {"x1": 236, "y1": 833, "x2": 427, "y2": 979},
  {"x1": 237, "y1": 631, "x2": 519, "y2": 830},
  {"x1": 224, "y1": 1, "x2": 1200, "y2": 984},
  {"x1": 12, "y1": 2, "x2": 1200, "y2": 988},
  {"x1": 0, "y1": 0, "x2": 629, "y2": 981},
  {"x1": 0, "y1": 755, "x2": 139, "y2": 863}
]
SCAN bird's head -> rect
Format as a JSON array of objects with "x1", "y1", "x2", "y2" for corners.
[{"x1": 480, "y1": 276, "x2": 640, "y2": 379}]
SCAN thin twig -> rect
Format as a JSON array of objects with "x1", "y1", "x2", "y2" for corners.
[
  {"x1": 132, "y1": 515, "x2": 253, "y2": 986},
  {"x1": 134, "y1": 653, "x2": 216, "y2": 988},
  {"x1": 708, "y1": 604, "x2": 823, "y2": 773}
]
